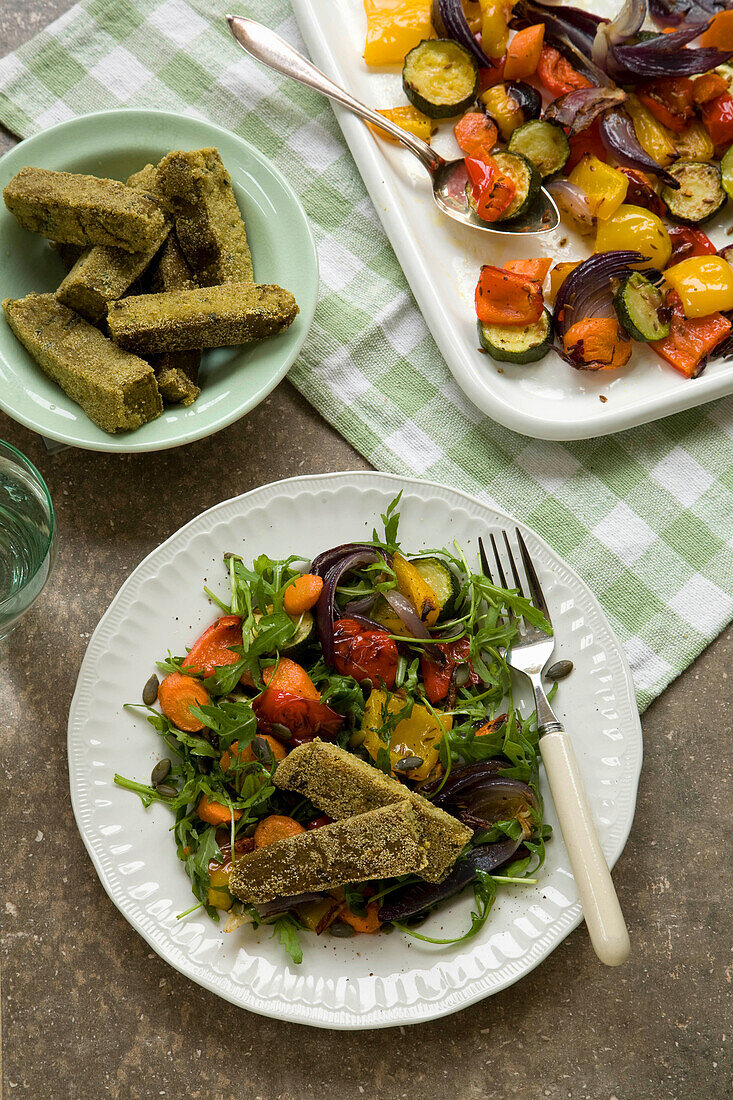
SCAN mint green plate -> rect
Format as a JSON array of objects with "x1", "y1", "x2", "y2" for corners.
[{"x1": 0, "y1": 110, "x2": 318, "y2": 452}]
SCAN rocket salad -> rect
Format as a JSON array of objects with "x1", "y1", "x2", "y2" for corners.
[{"x1": 116, "y1": 496, "x2": 554, "y2": 964}]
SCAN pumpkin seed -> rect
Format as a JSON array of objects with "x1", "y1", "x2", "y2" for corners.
[
  {"x1": 142, "y1": 674, "x2": 159, "y2": 705},
  {"x1": 155, "y1": 783, "x2": 177, "y2": 799},
  {"x1": 394, "y1": 755, "x2": 424, "y2": 773},
  {"x1": 329, "y1": 921, "x2": 355, "y2": 938},
  {"x1": 251, "y1": 735, "x2": 275, "y2": 767},
  {"x1": 269, "y1": 722, "x2": 292, "y2": 742},
  {"x1": 455, "y1": 663, "x2": 470, "y2": 686},
  {"x1": 150, "y1": 758, "x2": 171, "y2": 786},
  {"x1": 546, "y1": 660, "x2": 574, "y2": 681}
]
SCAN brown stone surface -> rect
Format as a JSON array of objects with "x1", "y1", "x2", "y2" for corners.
[{"x1": 1, "y1": 4, "x2": 731, "y2": 1099}]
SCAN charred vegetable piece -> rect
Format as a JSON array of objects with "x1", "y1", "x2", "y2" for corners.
[
  {"x1": 720, "y1": 144, "x2": 733, "y2": 200},
  {"x1": 613, "y1": 272, "x2": 670, "y2": 342},
  {"x1": 661, "y1": 160, "x2": 727, "y2": 225},
  {"x1": 480, "y1": 81, "x2": 540, "y2": 140},
  {"x1": 484, "y1": 151, "x2": 540, "y2": 220},
  {"x1": 665, "y1": 255, "x2": 733, "y2": 318},
  {"x1": 475, "y1": 263, "x2": 544, "y2": 326},
  {"x1": 364, "y1": 0, "x2": 433, "y2": 66},
  {"x1": 650, "y1": 290, "x2": 732, "y2": 377},
  {"x1": 378, "y1": 838, "x2": 521, "y2": 923},
  {"x1": 409, "y1": 556, "x2": 459, "y2": 620},
  {"x1": 563, "y1": 317, "x2": 633, "y2": 371},
  {"x1": 402, "y1": 38, "x2": 479, "y2": 118},
  {"x1": 477, "y1": 308, "x2": 553, "y2": 363},
  {"x1": 361, "y1": 689, "x2": 450, "y2": 782},
  {"x1": 507, "y1": 119, "x2": 570, "y2": 178}
]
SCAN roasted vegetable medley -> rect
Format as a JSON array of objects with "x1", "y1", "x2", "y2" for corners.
[
  {"x1": 366, "y1": 0, "x2": 733, "y2": 377},
  {"x1": 117, "y1": 497, "x2": 554, "y2": 963}
]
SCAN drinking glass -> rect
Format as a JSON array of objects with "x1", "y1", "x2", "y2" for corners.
[{"x1": 0, "y1": 440, "x2": 56, "y2": 640}]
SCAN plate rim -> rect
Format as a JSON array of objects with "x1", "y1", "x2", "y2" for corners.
[
  {"x1": 0, "y1": 108, "x2": 318, "y2": 453},
  {"x1": 290, "y1": 0, "x2": 733, "y2": 441},
  {"x1": 68, "y1": 470, "x2": 643, "y2": 1028}
]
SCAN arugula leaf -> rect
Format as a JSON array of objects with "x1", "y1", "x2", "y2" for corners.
[
  {"x1": 395, "y1": 871, "x2": 497, "y2": 946},
  {"x1": 371, "y1": 492, "x2": 402, "y2": 553},
  {"x1": 272, "y1": 915, "x2": 303, "y2": 964}
]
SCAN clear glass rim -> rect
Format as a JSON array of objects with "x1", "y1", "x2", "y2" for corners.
[{"x1": 0, "y1": 439, "x2": 56, "y2": 608}]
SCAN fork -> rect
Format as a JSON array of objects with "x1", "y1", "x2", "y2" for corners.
[{"x1": 480, "y1": 530, "x2": 631, "y2": 967}]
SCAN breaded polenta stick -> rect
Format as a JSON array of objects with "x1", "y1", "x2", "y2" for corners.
[{"x1": 3, "y1": 166, "x2": 167, "y2": 251}]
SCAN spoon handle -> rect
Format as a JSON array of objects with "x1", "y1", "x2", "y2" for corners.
[{"x1": 227, "y1": 15, "x2": 443, "y2": 174}]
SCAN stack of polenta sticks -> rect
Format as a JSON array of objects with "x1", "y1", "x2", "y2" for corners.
[{"x1": 2, "y1": 148, "x2": 298, "y2": 434}]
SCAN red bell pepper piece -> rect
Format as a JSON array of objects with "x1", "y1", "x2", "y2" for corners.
[
  {"x1": 701, "y1": 93, "x2": 733, "y2": 146},
  {"x1": 465, "y1": 156, "x2": 516, "y2": 221},
  {"x1": 181, "y1": 615, "x2": 242, "y2": 678},
  {"x1": 420, "y1": 637, "x2": 479, "y2": 704},
  {"x1": 253, "y1": 688, "x2": 344, "y2": 743},
  {"x1": 332, "y1": 618, "x2": 399, "y2": 689},
  {"x1": 475, "y1": 264, "x2": 544, "y2": 326},
  {"x1": 478, "y1": 54, "x2": 506, "y2": 90},
  {"x1": 563, "y1": 119, "x2": 608, "y2": 174},
  {"x1": 617, "y1": 168, "x2": 667, "y2": 217},
  {"x1": 637, "y1": 78, "x2": 695, "y2": 134},
  {"x1": 650, "y1": 291, "x2": 732, "y2": 378},
  {"x1": 667, "y1": 226, "x2": 717, "y2": 266},
  {"x1": 536, "y1": 46, "x2": 591, "y2": 97}
]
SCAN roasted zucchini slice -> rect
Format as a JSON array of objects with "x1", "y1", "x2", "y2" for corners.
[
  {"x1": 660, "y1": 160, "x2": 727, "y2": 225},
  {"x1": 402, "y1": 39, "x2": 479, "y2": 119},
  {"x1": 490, "y1": 151, "x2": 541, "y2": 220},
  {"x1": 613, "y1": 272, "x2": 670, "y2": 342},
  {"x1": 477, "y1": 309, "x2": 553, "y2": 364},
  {"x1": 410, "y1": 557, "x2": 459, "y2": 621},
  {"x1": 508, "y1": 119, "x2": 570, "y2": 179}
]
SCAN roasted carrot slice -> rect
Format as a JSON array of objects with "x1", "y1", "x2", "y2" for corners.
[
  {"x1": 197, "y1": 795, "x2": 242, "y2": 826},
  {"x1": 262, "y1": 657, "x2": 320, "y2": 700},
  {"x1": 181, "y1": 615, "x2": 243, "y2": 678},
  {"x1": 254, "y1": 815, "x2": 306, "y2": 848},
  {"x1": 158, "y1": 672, "x2": 210, "y2": 732},
  {"x1": 283, "y1": 574, "x2": 324, "y2": 616}
]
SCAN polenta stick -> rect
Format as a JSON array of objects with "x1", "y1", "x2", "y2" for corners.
[
  {"x1": 107, "y1": 282, "x2": 298, "y2": 353},
  {"x1": 229, "y1": 802, "x2": 427, "y2": 904},
  {"x1": 3, "y1": 166, "x2": 167, "y2": 251},
  {"x1": 55, "y1": 164, "x2": 172, "y2": 323},
  {"x1": 2, "y1": 293, "x2": 162, "y2": 434},
  {"x1": 156, "y1": 148, "x2": 253, "y2": 285}
]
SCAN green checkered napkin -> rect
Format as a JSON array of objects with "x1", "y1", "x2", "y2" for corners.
[{"x1": 1, "y1": 0, "x2": 731, "y2": 709}]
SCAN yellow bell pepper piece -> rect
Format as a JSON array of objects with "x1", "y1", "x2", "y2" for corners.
[
  {"x1": 479, "y1": 85, "x2": 524, "y2": 141},
  {"x1": 568, "y1": 155, "x2": 629, "y2": 220},
  {"x1": 595, "y1": 205, "x2": 672, "y2": 270},
  {"x1": 364, "y1": 0, "x2": 433, "y2": 66},
  {"x1": 478, "y1": 0, "x2": 511, "y2": 59},
  {"x1": 372, "y1": 105, "x2": 433, "y2": 143},
  {"x1": 361, "y1": 689, "x2": 451, "y2": 781},
  {"x1": 207, "y1": 887, "x2": 232, "y2": 910},
  {"x1": 665, "y1": 256, "x2": 733, "y2": 318},
  {"x1": 625, "y1": 94, "x2": 677, "y2": 166},
  {"x1": 675, "y1": 120, "x2": 715, "y2": 162},
  {"x1": 392, "y1": 552, "x2": 439, "y2": 626},
  {"x1": 549, "y1": 261, "x2": 581, "y2": 303}
]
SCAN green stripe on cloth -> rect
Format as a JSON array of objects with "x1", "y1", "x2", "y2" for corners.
[{"x1": 1, "y1": 0, "x2": 732, "y2": 710}]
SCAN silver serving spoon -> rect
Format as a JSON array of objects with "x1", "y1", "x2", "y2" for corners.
[{"x1": 227, "y1": 15, "x2": 560, "y2": 236}]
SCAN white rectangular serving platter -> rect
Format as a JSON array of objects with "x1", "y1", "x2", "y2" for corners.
[{"x1": 291, "y1": 0, "x2": 733, "y2": 440}]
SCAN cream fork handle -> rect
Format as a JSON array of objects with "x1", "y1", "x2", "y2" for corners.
[{"x1": 540, "y1": 730, "x2": 630, "y2": 967}]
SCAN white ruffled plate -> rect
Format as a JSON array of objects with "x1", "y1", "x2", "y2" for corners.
[{"x1": 68, "y1": 472, "x2": 642, "y2": 1028}]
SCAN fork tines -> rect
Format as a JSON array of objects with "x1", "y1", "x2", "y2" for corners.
[{"x1": 479, "y1": 528, "x2": 551, "y2": 624}]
